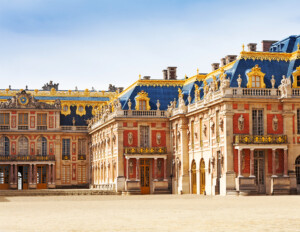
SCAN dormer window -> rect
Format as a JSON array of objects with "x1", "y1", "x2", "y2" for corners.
[
  {"x1": 139, "y1": 100, "x2": 146, "y2": 110},
  {"x1": 246, "y1": 65, "x2": 266, "y2": 88},
  {"x1": 292, "y1": 66, "x2": 300, "y2": 88},
  {"x1": 252, "y1": 76, "x2": 261, "y2": 88},
  {"x1": 135, "y1": 90, "x2": 150, "y2": 111}
]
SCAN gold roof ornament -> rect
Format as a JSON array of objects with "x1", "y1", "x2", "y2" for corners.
[
  {"x1": 178, "y1": 88, "x2": 183, "y2": 98},
  {"x1": 292, "y1": 65, "x2": 300, "y2": 88},
  {"x1": 242, "y1": 44, "x2": 245, "y2": 52}
]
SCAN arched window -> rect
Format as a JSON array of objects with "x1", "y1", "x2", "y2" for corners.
[
  {"x1": 0, "y1": 136, "x2": 9, "y2": 156},
  {"x1": 37, "y1": 137, "x2": 47, "y2": 156},
  {"x1": 295, "y1": 156, "x2": 300, "y2": 185},
  {"x1": 18, "y1": 136, "x2": 28, "y2": 155}
]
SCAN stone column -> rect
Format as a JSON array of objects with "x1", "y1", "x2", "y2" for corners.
[
  {"x1": 154, "y1": 158, "x2": 157, "y2": 180},
  {"x1": 164, "y1": 158, "x2": 167, "y2": 180},
  {"x1": 33, "y1": 165, "x2": 37, "y2": 185},
  {"x1": 250, "y1": 149, "x2": 254, "y2": 177},
  {"x1": 136, "y1": 158, "x2": 139, "y2": 180},
  {"x1": 106, "y1": 162, "x2": 109, "y2": 183},
  {"x1": 9, "y1": 164, "x2": 13, "y2": 185},
  {"x1": 14, "y1": 164, "x2": 18, "y2": 185},
  {"x1": 52, "y1": 164, "x2": 56, "y2": 184},
  {"x1": 29, "y1": 164, "x2": 32, "y2": 185},
  {"x1": 238, "y1": 149, "x2": 243, "y2": 177},
  {"x1": 48, "y1": 164, "x2": 52, "y2": 185},
  {"x1": 272, "y1": 149, "x2": 277, "y2": 177},
  {"x1": 283, "y1": 149, "x2": 288, "y2": 177}
]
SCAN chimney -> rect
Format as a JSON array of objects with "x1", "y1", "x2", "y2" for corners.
[
  {"x1": 247, "y1": 43, "x2": 257, "y2": 52},
  {"x1": 168, "y1": 67, "x2": 177, "y2": 80},
  {"x1": 225, "y1": 55, "x2": 237, "y2": 64},
  {"x1": 262, "y1": 40, "x2": 278, "y2": 52},
  {"x1": 162, "y1": 69, "x2": 168, "y2": 80},
  {"x1": 211, "y1": 63, "x2": 220, "y2": 71},
  {"x1": 143, "y1": 76, "x2": 151, "y2": 80},
  {"x1": 221, "y1": 58, "x2": 226, "y2": 66}
]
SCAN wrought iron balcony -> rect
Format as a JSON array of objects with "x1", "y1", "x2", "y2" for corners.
[
  {"x1": 124, "y1": 147, "x2": 167, "y2": 154},
  {"x1": 234, "y1": 134, "x2": 287, "y2": 144},
  {"x1": 78, "y1": 154, "x2": 86, "y2": 160},
  {"x1": 0, "y1": 155, "x2": 55, "y2": 162}
]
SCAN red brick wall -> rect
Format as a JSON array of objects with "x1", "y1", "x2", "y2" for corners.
[
  {"x1": 123, "y1": 130, "x2": 138, "y2": 147},
  {"x1": 151, "y1": 130, "x2": 166, "y2": 147},
  {"x1": 267, "y1": 114, "x2": 283, "y2": 134},
  {"x1": 242, "y1": 149, "x2": 250, "y2": 174},
  {"x1": 233, "y1": 113, "x2": 249, "y2": 134}
]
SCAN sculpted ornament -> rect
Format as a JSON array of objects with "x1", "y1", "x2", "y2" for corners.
[
  {"x1": 128, "y1": 99, "x2": 132, "y2": 110},
  {"x1": 272, "y1": 115, "x2": 278, "y2": 131},
  {"x1": 278, "y1": 75, "x2": 291, "y2": 98},
  {"x1": 237, "y1": 74, "x2": 242, "y2": 88},
  {"x1": 156, "y1": 132, "x2": 161, "y2": 145},
  {"x1": 156, "y1": 100, "x2": 160, "y2": 110},
  {"x1": 271, "y1": 75, "x2": 276, "y2": 88},
  {"x1": 203, "y1": 124, "x2": 207, "y2": 136},
  {"x1": 238, "y1": 115, "x2": 244, "y2": 131},
  {"x1": 128, "y1": 132, "x2": 133, "y2": 145}
]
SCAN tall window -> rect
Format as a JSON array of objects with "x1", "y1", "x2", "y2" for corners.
[
  {"x1": 37, "y1": 137, "x2": 47, "y2": 156},
  {"x1": 0, "y1": 113, "x2": 9, "y2": 130},
  {"x1": 297, "y1": 109, "x2": 300, "y2": 134},
  {"x1": 37, "y1": 113, "x2": 47, "y2": 130},
  {"x1": 61, "y1": 165, "x2": 71, "y2": 184},
  {"x1": 252, "y1": 76, "x2": 261, "y2": 88},
  {"x1": 0, "y1": 136, "x2": 9, "y2": 156},
  {"x1": 18, "y1": 136, "x2": 28, "y2": 155},
  {"x1": 139, "y1": 100, "x2": 146, "y2": 110},
  {"x1": 78, "y1": 139, "x2": 86, "y2": 155},
  {"x1": 252, "y1": 109, "x2": 264, "y2": 135},
  {"x1": 77, "y1": 165, "x2": 86, "y2": 184},
  {"x1": 62, "y1": 139, "x2": 70, "y2": 159},
  {"x1": 297, "y1": 76, "x2": 300, "y2": 87},
  {"x1": 295, "y1": 156, "x2": 300, "y2": 185},
  {"x1": 140, "y1": 126, "x2": 149, "y2": 147},
  {"x1": 18, "y1": 113, "x2": 28, "y2": 130}
]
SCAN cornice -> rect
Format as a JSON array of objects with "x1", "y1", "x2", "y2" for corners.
[{"x1": 239, "y1": 51, "x2": 291, "y2": 62}]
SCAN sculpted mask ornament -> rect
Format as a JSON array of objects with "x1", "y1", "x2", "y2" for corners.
[
  {"x1": 128, "y1": 132, "x2": 133, "y2": 145},
  {"x1": 238, "y1": 115, "x2": 244, "y2": 131},
  {"x1": 156, "y1": 132, "x2": 161, "y2": 145},
  {"x1": 272, "y1": 115, "x2": 278, "y2": 131}
]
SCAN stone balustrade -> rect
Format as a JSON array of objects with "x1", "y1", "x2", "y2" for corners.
[{"x1": 234, "y1": 134, "x2": 287, "y2": 144}]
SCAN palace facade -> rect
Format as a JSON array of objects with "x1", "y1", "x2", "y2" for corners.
[
  {"x1": 89, "y1": 35, "x2": 300, "y2": 195},
  {"x1": 0, "y1": 82, "x2": 116, "y2": 189},
  {"x1": 1, "y1": 35, "x2": 300, "y2": 195}
]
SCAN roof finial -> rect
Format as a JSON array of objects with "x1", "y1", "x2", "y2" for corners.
[
  {"x1": 242, "y1": 44, "x2": 245, "y2": 51},
  {"x1": 139, "y1": 74, "x2": 141, "y2": 80},
  {"x1": 185, "y1": 74, "x2": 187, "y2": 79},
  {"x1": 197, "y1": 68, "x2": 199, "y2": 75},
  {"x1": 297, "y1": 43, "x2": 300, "y2": 51}
]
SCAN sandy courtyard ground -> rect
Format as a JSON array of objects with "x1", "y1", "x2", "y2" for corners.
[{"x1": 0, "y1": 194, "x2": 299, "y2": 232}]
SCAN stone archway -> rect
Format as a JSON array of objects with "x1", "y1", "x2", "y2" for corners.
[
  {"x1": 191, "y1": 160, "x2": 197, "y2": 194},
  {"x1": 200, "y1": 159, "x2": 205, "y2": 194}
]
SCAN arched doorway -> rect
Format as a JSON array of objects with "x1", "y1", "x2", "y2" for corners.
[
  {"x1": 295, "y1": 156, "x2": 300, "y2": 185},
  {"x1": 200, "y1": 159, "x2": 205, "y2": 194},
  {"x1": 191, "y1": 160, "x2": 197, "y2": 194}
]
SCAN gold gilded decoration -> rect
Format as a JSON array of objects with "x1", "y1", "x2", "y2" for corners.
[
  {"x1": 240, "y1": 51, "x2": 291, "y2": 62},
  {"x1": 178, "y1": 88, "x2": 183, "y2": 98},
  {"x1": 124, "y1": 147, "x2": 167, "y2": 154},
  {"x1": 76, "y1": 104, "x2": 86, "y2": 116},
  {"x1": 246, "y1": 65, "x2": 266, "y2": 88},
  {"x1": 61, "y1": 104, "x2": 71, "y2": 116},
  {"x1": 194, "y1": 84, "x2": 200, "y2": 101},
  {"x1": 212, "y1": 75, "x2": 218, "y2": 90},
  {"x1": 292, "y1": 66, "x2": 300, "y2": 88},
  {"x1": 234, "y1": 134, "x2": 287, "y2": 144},
  {"x1": 135, "y1": 90, "x2": 151, "y2": 110}
]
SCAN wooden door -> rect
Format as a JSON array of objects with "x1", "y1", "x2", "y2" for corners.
[
  {"x1": 200, "y1": 159, "x2": 205, "y2": 194},
  {"x1": 254, "y1": 150, "x2": 265, "y2": 193},
  {"x1": 22, "y1": 166, "x2": 29, "y2": 190},
  {"x1": 140, "y1": 159, "x2": 150, "y2": 194},
  {"x1": 37, "y1": 165, "x2": 47, "y2": 189}
]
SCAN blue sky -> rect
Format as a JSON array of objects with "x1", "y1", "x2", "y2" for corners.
[{"x1": 0, "y1": 0, "x2": 299, "y2": 91}]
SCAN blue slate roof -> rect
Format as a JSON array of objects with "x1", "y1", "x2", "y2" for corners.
[
  {"x1": 269, "y1": 35, "x2": 300, "y2": 53},
  {"x1": 120, "y1": 84, "x2": 180, "y2": 110}
]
